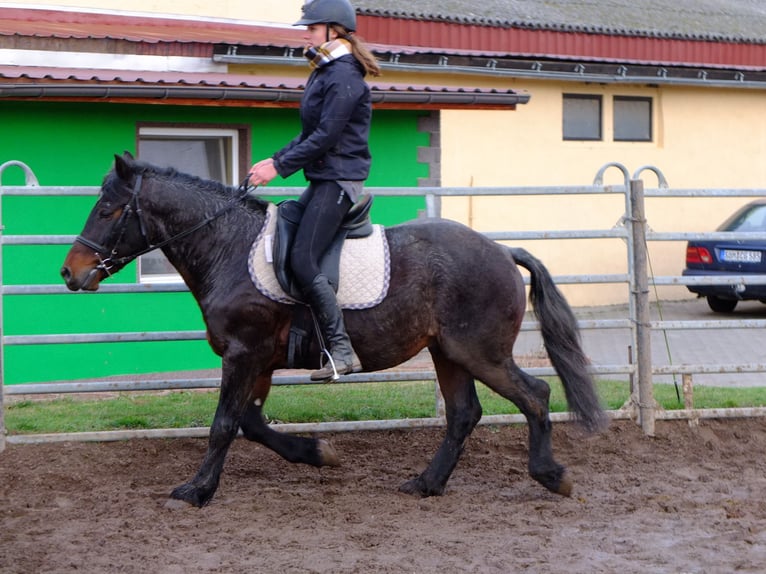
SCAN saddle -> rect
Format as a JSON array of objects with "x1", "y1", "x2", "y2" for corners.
[{"x1": 272, "y1": 194, "x2": 374, "y2": 301}]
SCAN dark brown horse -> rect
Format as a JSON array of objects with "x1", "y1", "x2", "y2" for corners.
[{"x1": 61, "y1": 152, "x2": 606, "y2": 508}]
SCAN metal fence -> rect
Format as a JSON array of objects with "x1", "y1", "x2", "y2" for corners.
[{"x1": 1, "y1": 160, "x2": 765, "y2": 450}]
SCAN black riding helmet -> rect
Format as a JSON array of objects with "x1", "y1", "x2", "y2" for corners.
[{"x1": 294, "y1": 0, "x2": 357, "y2": 32}]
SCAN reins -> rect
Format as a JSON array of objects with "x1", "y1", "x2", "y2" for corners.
[{"x1": 76, "y1": 173, "x2": 255, "y2": 276}]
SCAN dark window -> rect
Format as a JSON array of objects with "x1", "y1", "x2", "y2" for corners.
[
  {"x1": 563, "y1": 94, "x2": 602, "y2": 141},
  {"x1": 613, "y1": 96, "x2": 652, "y2": 141}
]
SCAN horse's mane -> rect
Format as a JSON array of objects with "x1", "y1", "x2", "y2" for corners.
[{"x1": 105, "y1": 156, "x2": 270, "y2": 212}]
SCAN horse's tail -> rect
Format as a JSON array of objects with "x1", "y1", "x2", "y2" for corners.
[{"x1": 510, "y1": 247, "x2": 608, "y2": 433}]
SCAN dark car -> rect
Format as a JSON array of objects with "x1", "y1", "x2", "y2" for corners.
[{"x1": 683, "y1": 199, "x2": 766, "y2": 313}]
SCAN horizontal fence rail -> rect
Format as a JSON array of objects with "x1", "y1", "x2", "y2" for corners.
[{"x1": 2, "y1": 160, "x2": 766, "y2": 449}]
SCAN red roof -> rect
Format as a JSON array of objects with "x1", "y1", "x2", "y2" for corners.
[
  {"x1": 0, "y1": 66, "x2": 294, "y2": 87},
  {"x1": 4, "y1": 6, "x2": 763, "y2": 70},
  {"x1": 0, "y1": 7, "x2": 304, "y2": 47},
  {"x1": 358, "y1": 14, "x2": 766, "y2": 69}
]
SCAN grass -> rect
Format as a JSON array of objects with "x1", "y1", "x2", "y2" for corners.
[{"x1": 5, "y1": 379, "x2": 766, "y2": 435}]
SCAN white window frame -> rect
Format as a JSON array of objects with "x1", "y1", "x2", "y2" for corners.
[{"x1": 137, "y1": 126, "x2": 240, "y2": 284}]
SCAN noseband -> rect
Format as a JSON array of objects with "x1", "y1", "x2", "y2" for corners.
[
  {"x1": 75, "y1": 173, "x2": 253, "y2": 277},
  {"x1": 75, "y1": 174, "x2": 148, "y2": 277}
]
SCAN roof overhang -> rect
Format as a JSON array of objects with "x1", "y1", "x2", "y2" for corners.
[
  {"x1": 216, "y1": 47, "x2": 766, "y2": 90},
  {"x1": 0, "y1": 66, "x2": 529, "y2": 110}
]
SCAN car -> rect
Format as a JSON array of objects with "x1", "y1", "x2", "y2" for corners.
[{"x1": 683, "y1": 199, "x2": 766, "y2": 313}]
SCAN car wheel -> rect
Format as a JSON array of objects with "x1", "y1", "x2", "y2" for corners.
[{"x1": 706, "y1": 295, "x2": 738, "y2": 313}]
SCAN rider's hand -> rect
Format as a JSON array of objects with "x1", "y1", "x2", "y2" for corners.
[{"x1": 248, "y1": 158, "x2": 278, "y2": 186}]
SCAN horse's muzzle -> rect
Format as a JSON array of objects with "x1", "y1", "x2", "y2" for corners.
[
  {"x1": 61, "y1": 245, "x2": 105, "y2": 291},
  {"x1": 61, "y1": 264, "x2": 103, "y2": 291}
]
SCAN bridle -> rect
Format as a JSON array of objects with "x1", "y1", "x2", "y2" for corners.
[{"x1": 75, "y1": 173, "x2": 254, "y2": 277}]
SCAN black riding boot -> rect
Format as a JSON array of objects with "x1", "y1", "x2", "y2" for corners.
[{"x1": 304, "y1": 274, "x2": 362, "y2": 381}]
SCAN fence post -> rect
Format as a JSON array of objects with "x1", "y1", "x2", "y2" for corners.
[
  {"x1": 0, "y1": 176, "x2": 6, "y2": 452},
  {"x1": 0, "y1": 161, "x2": 41, "y2": 452},
  {"x1": 630, "y1": 177, "x2": 655, "y2": 436}
]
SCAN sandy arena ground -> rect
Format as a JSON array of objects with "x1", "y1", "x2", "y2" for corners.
[{"x1": 1, "y1": 418, "x2": 765, "y2": 573}]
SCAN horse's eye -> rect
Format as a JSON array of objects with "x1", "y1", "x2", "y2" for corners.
[{"x1": 98, "y1": 207, "x2": 114, "y2": 220}]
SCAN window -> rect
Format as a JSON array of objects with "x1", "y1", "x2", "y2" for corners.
[
  {"x1": 563, "y1": 94, "x2": 602, "y2": 141},
  {"x1": 613, "y1": 96, "x2": 652, "y2": 141},
  {"x1": 137, "y1": 126, "x2": 244, "y2": 282}
]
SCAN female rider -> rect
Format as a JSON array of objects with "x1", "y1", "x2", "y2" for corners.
[{"x1": 248, "y1": 0, "x2": 381, "y2": 381}]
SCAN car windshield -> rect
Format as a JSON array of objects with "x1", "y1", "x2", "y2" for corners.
[{"x1": 717, "y1": 203, "x2": 766, "y2": 232}]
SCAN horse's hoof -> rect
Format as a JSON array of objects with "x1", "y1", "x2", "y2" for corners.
[
  {"x1": 399, "y1": 477, "x2": 442, "y2": 497},
  {"x1": 531, "y1": 465, "x2": 572, "y2": 497},
  {"x1": 399, "y1": 479, "x2": 426, "y2": 497},
  {"x1": 317, "y1": 439, "x2": 341, "y2": 467},
  {"x1": 164, "y1": 497, "x2": 195, "y2": 510},
  {"x1": 170, "y1": 483, "x2": 209, "y2": 508},
  {"x1": 555, "y1": 472, "x2": 573, "y2": 497}
]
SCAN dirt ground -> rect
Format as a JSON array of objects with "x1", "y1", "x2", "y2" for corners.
[{"x1": 1, "y1": 418, "x2": 765, "y2": 574}]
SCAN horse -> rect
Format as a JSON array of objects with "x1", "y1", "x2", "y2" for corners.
[{"x1": 61, "y1": 152, "x2": 607, "y2": 508}]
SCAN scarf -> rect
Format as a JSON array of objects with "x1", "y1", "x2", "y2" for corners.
[{"x1": 304, "y1": 39, "x2": 352, "y2": 69}]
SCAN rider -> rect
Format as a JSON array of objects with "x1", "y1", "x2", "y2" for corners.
[{"x1": 248, "y1": 0, "x2": 381, "y2": 381}]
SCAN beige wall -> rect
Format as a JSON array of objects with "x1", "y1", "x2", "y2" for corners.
[
  {"x1": 6, "y1": 0, "x2": 304, "y2": 23},
  {"x1": 439, "y1": 79, "x2": 766, "y2": 305}
]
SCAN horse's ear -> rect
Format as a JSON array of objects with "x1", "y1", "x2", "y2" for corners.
[{"x1": 114, "y1": 152, "x2": 133, "y2": 181}]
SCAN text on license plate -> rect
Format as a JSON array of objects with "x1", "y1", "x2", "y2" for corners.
[{"x1": 721, "y1": 249, "x2": 762, "y2": 263}]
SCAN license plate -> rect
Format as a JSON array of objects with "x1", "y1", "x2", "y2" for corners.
[{"x1": 720, "y1": 249, "x2": 762, "y2": 263}]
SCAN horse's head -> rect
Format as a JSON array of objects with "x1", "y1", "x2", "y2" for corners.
[{"x1": 61, "y1": 152, "x2": 152, "y2": 291}]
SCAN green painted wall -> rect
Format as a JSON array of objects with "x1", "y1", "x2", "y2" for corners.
[{"x1": 1, "y1": 101, "x2": 429, "y2": 384}]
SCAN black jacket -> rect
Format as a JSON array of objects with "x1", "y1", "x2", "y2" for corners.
[{"x1": 272, "y1": 54, "x2": 372, "y2": 182}]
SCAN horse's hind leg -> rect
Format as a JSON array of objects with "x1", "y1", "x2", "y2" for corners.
[
  {"x1": 482, "y1": 360, "x2": 571, "y2": 496},
  {"x1": 399, "y1": 348, "x2": 482, "y2": 497}
]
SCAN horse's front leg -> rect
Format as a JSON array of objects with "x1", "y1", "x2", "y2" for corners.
[
  {"x1": 239, "y1": 372, "x2": 340, "y2": 467},
  {"x1": 169, "y1": 345, "x2": 258, "y2": 508}
]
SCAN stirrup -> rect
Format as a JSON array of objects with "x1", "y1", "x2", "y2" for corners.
[
  {"x1": 310, "y1": 348, "x2": 361, "y2": 382},
  {"x1": 322, "y1": 348, "x2": 341, "y2": 382}
]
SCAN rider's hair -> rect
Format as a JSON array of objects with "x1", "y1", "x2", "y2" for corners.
[{"x1": 331, "y1": 24, "x2": 381, "y2": 77}]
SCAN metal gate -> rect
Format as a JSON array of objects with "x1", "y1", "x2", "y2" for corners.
[{"x1": 1, "y1": 160, "x2": 765, "y2": 450}]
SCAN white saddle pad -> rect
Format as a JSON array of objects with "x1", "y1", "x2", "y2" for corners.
[{"x1": 248, "y1": 203, "x2": 390, "y2": 309}]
